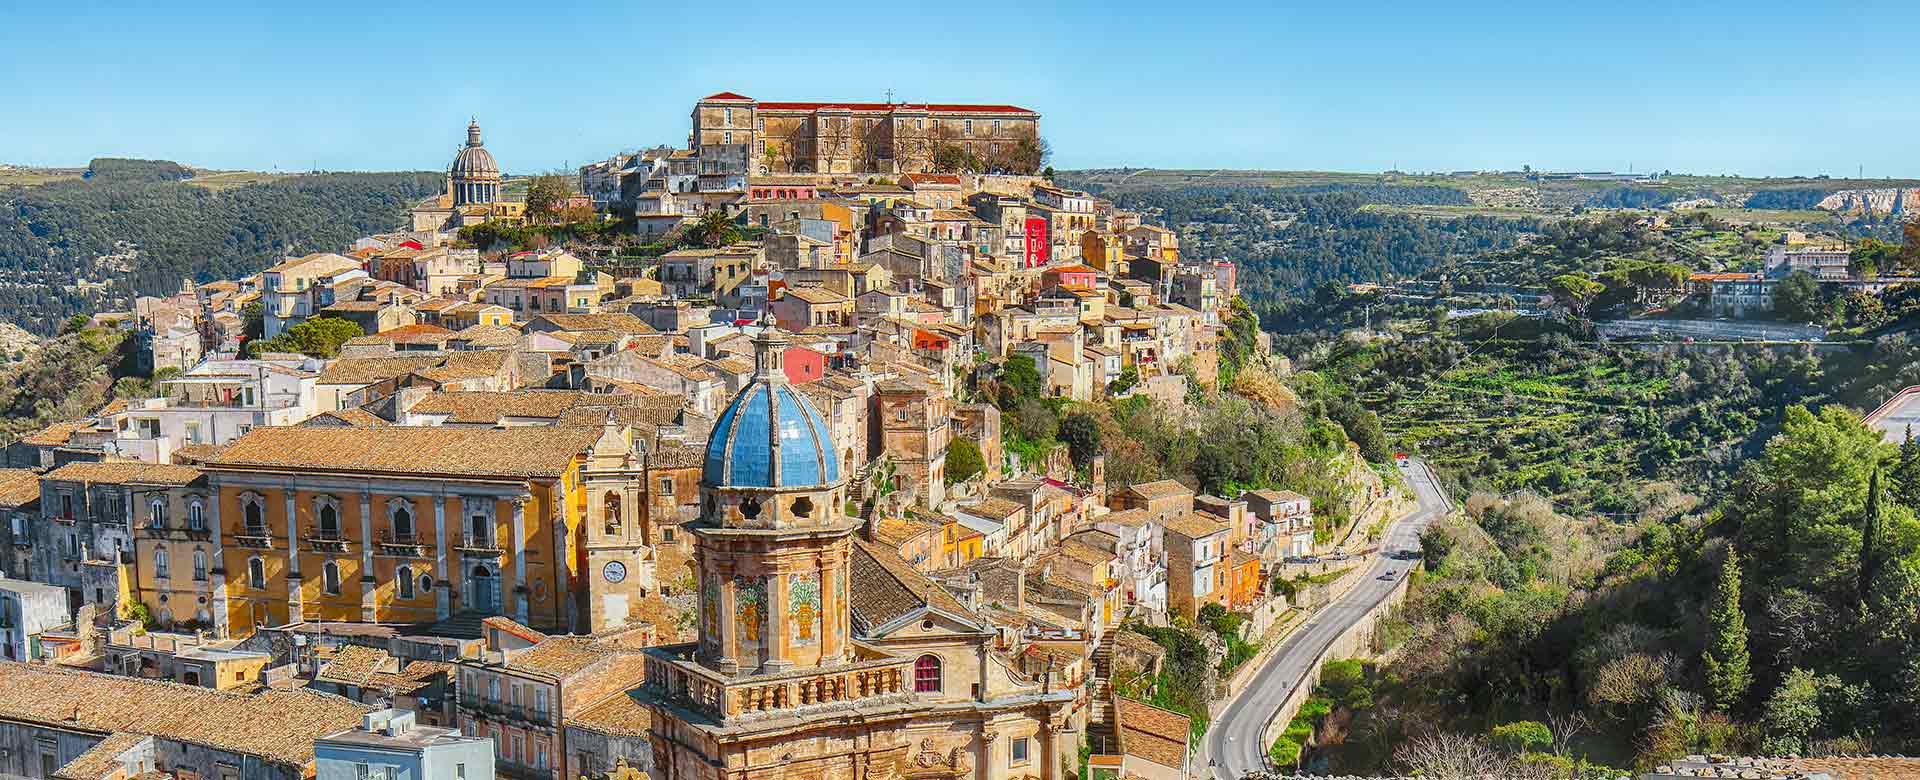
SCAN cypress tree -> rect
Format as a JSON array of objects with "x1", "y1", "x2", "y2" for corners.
[
  {"x1": 1704, "y1": 550, "x2": 1753, "y2": 713},
  {"x1": 1895, "y1": 425, "x2": 1920, "y2": 510},
  {"x1": 1862, "y1": 468, "x2": 1884, "y2": 609}
]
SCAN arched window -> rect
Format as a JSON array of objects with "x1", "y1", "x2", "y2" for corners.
[
  {"x1": 603, "y1": 492, "x2": 621, "y2": 533},
  {"x1": 322, "y1": 561, "x2": 342, "y2": 595},
  {"x1": 244, "y1": 500, "x2": 264, "y2": 535},
  {"x1": 192, "y1": 550, "x2": 207, "y2": 581},
  {"x1": 154, "y1": 548, "x2": 170, "y2": 579},
  {"x1": 248, "y1": 557, "x2": 265, "y2": 589},
  {"x1": 913, "y1": 654, "x2": 942, "y2": 693},
  {"x1": 150, "y1": 498, "x2": 166, "y2": 528},
  {"x1": 318, "y1": 502, "x2": 339, "y2": 536},
  {"x1": 392, "y1": 504, "x2": 414, "y2": 540},
  {"x1": 470, "y1": 513, "x2": 490, "y2": 544},
  {"x1": 398, "y1": 566, "x2": 415, "y2": 599},
  {"x1": 187, "y1": 500, "x2": 204, "y2": 531}
]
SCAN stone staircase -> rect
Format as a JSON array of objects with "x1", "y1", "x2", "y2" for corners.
[{"x1": 1086, "y1": 631, "x2": 1120, "y2": 754}]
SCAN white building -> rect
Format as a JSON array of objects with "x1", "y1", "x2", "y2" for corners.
[{"x1": 101, "y1": 357, "x2": 323, "y2": 463}]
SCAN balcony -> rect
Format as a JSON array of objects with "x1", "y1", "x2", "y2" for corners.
[
  {"x1": 642, "y1": 641, "x2": 913, "y2": 723},
  {"x1": 139, "y1": 522, "x2": 212, "y2": 542},
  {"x1": 453, "y1": 535, "x2": 504, "y2": 557},
  {"x1": 374, "y1": 529, "x2": 430, "y2": 558},
  {"x1": 233, "y1": 526, "x2": 274, "y2": 549},
  {"x1": 304, "y1": 525, "x2": 350, "y2": 553}
]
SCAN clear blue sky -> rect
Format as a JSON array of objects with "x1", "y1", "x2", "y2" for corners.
[{"x1": 5, "y1": 0, "x2": 1919, "y2": 178}]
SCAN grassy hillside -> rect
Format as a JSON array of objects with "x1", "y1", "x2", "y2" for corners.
[{"x1": 0, "y1": 159, "x2": 441, "y2": 333}]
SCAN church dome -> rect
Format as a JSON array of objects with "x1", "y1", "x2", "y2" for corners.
[
  {"x1": 703, "y1": 382, "x2": 841, "y2": 489},
  {"x1": 450, "y1": 120, "x2": 500, "y2": 179}
]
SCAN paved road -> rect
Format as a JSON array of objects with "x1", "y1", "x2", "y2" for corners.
[{"x1": 1203, "y1": 459, "x2": 1451, "y2": 779}]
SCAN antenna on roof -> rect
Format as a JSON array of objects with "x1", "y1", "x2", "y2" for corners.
[{"x1": 885, "y1": 88, "x2": 894, "y2": 105}]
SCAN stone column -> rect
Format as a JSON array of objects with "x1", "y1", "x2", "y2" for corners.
[
  {"x1": 433, "y1": 495, "x2": 450, "y2": 620},
  {"x1": 980, "y1": 727, "x2": 1002, "y2": 780},
  {"x1": 359, "y1": 491, "x2": 377, "y2": 621},
  {"x1": 1039, "y1": 721, "x2": 1058, "y2": 780},
  {"x1": 511, "y1": 496, "x2": 529, "y2": 625}
]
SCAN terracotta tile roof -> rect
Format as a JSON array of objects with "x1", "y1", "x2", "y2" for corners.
[
  {"x1": 1162, "y1": 510, "x2": 1230, "y2": 540},
  {"x1": 531, "y1": 314, "x2": 656, "y2": 335},
  {"x1": 412, "y1": 350, "x2": 511, "y2": 383},
  {"x1": 20, "y1": 419, "x2": 89, "y2": 446},
  {"x1": 873, "y1": 515, "x2": 939, "y2": 548},
  {"x1": 1772, "y1": 756, "x2": 1920, "y2": 779},
  {"x1": 1113, "y1": 629, "x2": 1167, "y2": 659},
  {"x1": 0, "y1": 662, "x2": 371, "y2": 767},
  {"x1": 43, "y1": 462, "x2": 203, "y2": 487},
  {"x1": 53, "y1": 731, "x2": 148, "y2": 780},
  {"x1": 849, "y1": 538, "x2": 976, "y2": 633},
  {"x1": 1057, "y1": 539, "x2": 1114, "y2": 568},
  {"x1": 207, "y1": 426, "x2": 600, "y2": 479},
  {"x1": 0, "y1": 469, "x2": 42, "y2": 506},
  {"x1": 504, "y1": 636, "x2": 624, "y2": 678},
  {"x1": 376, "y1": 323, "x2": 455, "y2": 343},
  {"x1": 317, "y1": 355, "x2": 445, "y2": 385},
  {"x1": 961, "y1": 497, "x2": 1026, "y2": 520},
  {"x1": 314, "y1": 645, "x2": 451, "y2": 696},
  {"x1": 1124, "y1": 479, "x2": 1193, "y2": 501},
  {"x1": 406, "y1": 390, "x2": 609, "y2": 424},
  {"x1": 452, "y1": 324, "x2": 521, "y2": 348},
  {"x1": 1116, "y1": 697, "x2": 1190, "y2": 769},
  {"x1": 782, "y1": 286, "x2": 848, "y2": 304},
  {"x1": 299, "y1": 408, "x2": 392, "y2": 427},
  {"x1": 756, "y1": 100, "x2": 1036, "y2": 115},
  {"x1": 566, "y1": 690, "x2": 651, "y2": 737},
  {"x1": 1099, "y1": 508, "x2": 1152, "y2": 528}
]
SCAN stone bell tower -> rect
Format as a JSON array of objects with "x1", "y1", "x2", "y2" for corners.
[{"x1": 691, "y1": 323, "x2": 856, "y2": 676}]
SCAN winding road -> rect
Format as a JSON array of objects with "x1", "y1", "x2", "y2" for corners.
[{"x1": 1203, "y1": 459, "x2": 1451, "y2": 779}]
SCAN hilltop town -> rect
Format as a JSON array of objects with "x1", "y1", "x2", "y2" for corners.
[{"x1": 0, "y1": 93, "x2": 1421, "y2": 780}]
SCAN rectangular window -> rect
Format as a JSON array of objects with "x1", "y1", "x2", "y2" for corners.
[
  {"x1": 723, "y1": 131, "x2": 732, "y2": 145},
  {"x1": 964, "y1": 120, "x2": 973, "y2": 135},
  {"x1": 1012, "y1": 738, "x2": 1030, "y2": 765},
  {"x1": 723, "y1": 107, "x2": 732, "y2": 124}
]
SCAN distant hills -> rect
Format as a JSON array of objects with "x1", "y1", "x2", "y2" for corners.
[{"x1": 0, "y1": 159, "x2": 440, "y2": 335}]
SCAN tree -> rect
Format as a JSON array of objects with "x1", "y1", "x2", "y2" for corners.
[
  {"x1": 1059, "y1": 412, "x2": 1104, "y2": 467},
  {"x1": 1547, "y1": 274, "x2": 1604, "y2": 318},
  {"x1": 1000, "y1": 355, "x2": 1043, "y2": 408},
  {"x1": 1760, "y1": 668, "x2": 1832, "y2": 756},
  {"x1": 946, "y1": 438, "x2": 985, "y2": 485},
  {"x1": 1861, "y1": 468, "x2": 1884, "y2": 610},
  {"x1": 692, "y1": 211, "x2": 741, "y2": 247},
  {"x1": 247, "y1": 316, "x2": 364, "y2": 358},
  {"x1": 1773, "y1": 271, "x2": 1826, "y2": 323},
  {"x1": 1895, "y1": 426, "x2": 1920, "y2": 511},
  {"x1": 524, "y1": 175, "x2": 572, "y2": 223},
  {"x1": 1703, "y1": 549, "x2": 1752, "y2": 713},
  {"x1": 1394, "y1": 731, "x2": 1513, "y2": 780},
  {"x1": 1340, "y1": 408, "x2": 1390, "y2": 462},
  {"x1": 1107, "y1": 364, "x2": 1139, "y2": 396},
  {"x1": 1489, "y1": 721, "x2": 1552, "y2": 753}
]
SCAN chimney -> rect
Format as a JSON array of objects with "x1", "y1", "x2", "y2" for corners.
[{"x1": 1015, "y1": 563, "x2": 1026, "y2": 611}]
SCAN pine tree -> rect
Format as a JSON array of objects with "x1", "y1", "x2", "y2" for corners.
[
  {"x1": 1704, "y1": 550, "x2": 1753, "y2": 713},
  {"x1": 1861, "y1": 468, "x2": 1884, "y2": 610}
]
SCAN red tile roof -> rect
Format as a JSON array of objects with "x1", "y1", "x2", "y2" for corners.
[
  {"x1": 702, "y1": 91, "x2": 753, "y2": 101},
  {"x1": 756, "y1": 101, "x2": 1036, "y2": 114}
]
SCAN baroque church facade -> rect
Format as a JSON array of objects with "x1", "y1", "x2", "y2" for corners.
[{"x1": 636, "y1": 325, "x2": 1081, "y2": 780}]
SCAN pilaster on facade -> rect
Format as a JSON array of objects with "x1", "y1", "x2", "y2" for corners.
[
  {"x1": 512, "y1": 495, "x2": 529, "y2": 625},
  {"x1": 434, "y1": 495, "x2": 450, "y2": 620}
]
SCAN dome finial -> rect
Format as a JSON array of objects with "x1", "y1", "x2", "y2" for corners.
[
  {"x1": 466, "y1": 118, "x2": 483, "y2": 147},
  {"x1": 752, "y1": 320, "x2": 789, "y2": 384}
]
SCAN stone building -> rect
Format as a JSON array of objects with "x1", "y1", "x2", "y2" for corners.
[
  {"x1": 692, "y1": 92, "x2": 1042, "y2": 176},
  {"x1": 0, "y1": 663, "x2": 370, "y2": 780},
  {"x1": 453, "y1": 618, "x2": 649, "y2": 780},
  {"x1": 198, "y1": 424, "x2": 652, "y2": 637},
  {"x1": 874, "y1": 376, "x2": 953, "y2": 509},
  {"x1": 635, "y1": 326, "x2": 1078, "y2": 780}
]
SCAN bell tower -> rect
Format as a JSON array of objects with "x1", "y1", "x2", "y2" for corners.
[{"x1": 692, "y1": 324, "x2": 856, "y2": 676}]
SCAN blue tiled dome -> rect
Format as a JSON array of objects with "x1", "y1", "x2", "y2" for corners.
[{"x1": 703, "y1": 383, "x2": 841, "y2": 488}]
